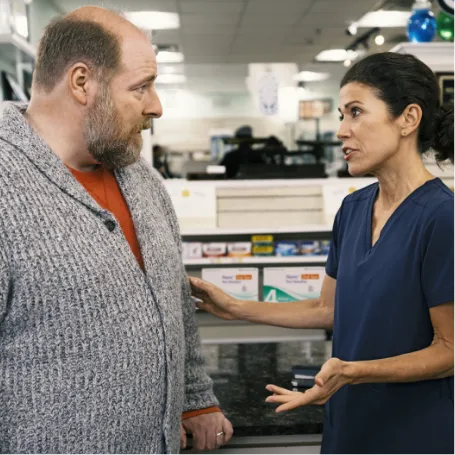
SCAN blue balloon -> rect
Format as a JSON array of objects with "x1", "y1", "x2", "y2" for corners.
[{"x1": 407, "y1": 8, "x2": 437, "y2": 42}]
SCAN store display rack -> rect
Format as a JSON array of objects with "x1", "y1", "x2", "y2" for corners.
[{"x1": 182, "y1": 225, "x2": 332, "y2": 269}]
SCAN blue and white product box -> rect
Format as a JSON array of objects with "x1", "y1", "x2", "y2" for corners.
[
  {"x1": 202, "y1": 268, "x2": 259, "y2": 301},
  {"x1": 182, "y1": 242, "x2": 203, "y2": 259},
  {"x1": 263, "y1": 267, "x2": 326, "y2": 303},
  {"x1": 275, "y1": 240, "x2": 300, "y2": 257},
  {"x1": 319, "y1": 240, "x2": 331, "y2": 255},
  {"x1": 300, "y1": 241, "x2": 321, "y2": 256}
]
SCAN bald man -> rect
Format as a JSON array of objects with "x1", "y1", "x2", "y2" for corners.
[{"x1": 0, "y1": 7, "x2": 232, "y2": 454}]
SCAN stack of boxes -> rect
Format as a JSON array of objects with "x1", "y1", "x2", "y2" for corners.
[
  {"x1": 263, "y1": 268, "x2": 325, "y2": 302},
  {"x1": 184, "y1": 233, "x2": 328, "y2": 303},
  {"x1": 201, "y1": 268, "x2": 259, "y2": 301},
  {"x1": 199, "y1": 266, "x2": 325, "y2": 303},
  {"x1": 182, "y1": 236, "x2": 330, "y2": 260}
]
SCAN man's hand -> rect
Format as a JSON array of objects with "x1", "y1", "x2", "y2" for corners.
[
  {"x1": 181, "y1": 412, "x2": 233, "y2": 452},
  {"x1": 180, "y1": 424, "x2": 187, "y2": 451},
  {"x1": 265, "y1": 358, "x2": 352, "y2": 412}
]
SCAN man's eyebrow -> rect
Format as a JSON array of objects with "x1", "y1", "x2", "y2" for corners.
[
  {"x1": 134, "y1": 74, "x2": 157, "y2": 86},
  {"x1": 142, "y1": 74, "x2": 157, "y2": 83}
]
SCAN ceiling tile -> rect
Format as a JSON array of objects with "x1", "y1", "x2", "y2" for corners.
[
  {"x1": 185, "y1": 64, "x2": 248, "y2": 78},
  {"x1": 56, "y1": 0, "x2": 179, "y2": 13},
  {"x1": 181, "y1": 13, "x2": 240, "y2": 26},
  {"x1": 120, "y1": 0, "x2": 180, "y2": 12},
  {"x1": 226, "y1": 53, "x2": 292, "y2": 63},
  {"x1": 179, "y1": 0, "x2": 245, "y2": 14},
  {"x1": 180, "y1": 33, "x2": 233, "y2": 45},
  {"x1": 126, "y1": 0, "x2": 178, "y2": 11},
  {"x1": 232, "y1": 34, "x2": 286, "y2": 47},
  {"x1": 151, "y1": 29, "x2": 181, "y2": 45},
  {"x1": 184, "y1": 54, "x2": 230, "y2": 63},
  {"x1": 240, "y1": 13, "x2": 301, "y2": 26},
  {"x1": 308, "y1": 0, "x2": 377, "y2": 14},
  {"x1": 298, "y1": 12, "x2": 357, "y2": 26},
  {"x1": 52, "y1": 0, "x2": 406, "y2": 88},
  {"x1": 183, "y1": 43, "x2": 232, "y2": 56},
  {"x1": 180, "y1": 23, "x2": 237, "y2": 33},
  {"x1": 283, "y1": 32, "x2": 320, "y2": 46},
  {"x1": 234, "y1": 28, "x2": 289, "y2": 37},
  {"x1": 243, "y1": 0, "x2": 312, "y2": 14}
]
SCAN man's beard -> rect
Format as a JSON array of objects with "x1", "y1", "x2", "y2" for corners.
[{"x1": 84, "y1": 83, "x2": 150, "y2": 170}]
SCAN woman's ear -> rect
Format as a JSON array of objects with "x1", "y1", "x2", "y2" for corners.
[{"x1": 400, "y1": 104, "x2": 422, "y2": 137}]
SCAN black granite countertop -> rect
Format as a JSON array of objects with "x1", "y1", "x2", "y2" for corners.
[{"x1": 200, "y1": 340, "x2": 331, "y2": 437}]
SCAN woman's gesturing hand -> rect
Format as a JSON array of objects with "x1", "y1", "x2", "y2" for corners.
[
  {"x1": 189, "y1": 276, "x2": 243, "y2": 320},
  {"x1": 265, "y1": 358, "x2": 353, "y2": 412}
]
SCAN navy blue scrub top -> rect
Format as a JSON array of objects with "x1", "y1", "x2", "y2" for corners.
[{"x1": 322, "y1": 178, "x2": 454, "y2": 454}]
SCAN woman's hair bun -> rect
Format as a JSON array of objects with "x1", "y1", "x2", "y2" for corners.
[{"x1": 433, "y1": 104, "x2": 454, "y2": 164}]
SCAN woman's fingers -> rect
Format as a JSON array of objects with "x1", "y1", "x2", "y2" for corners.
[
  {"x1": 265, "y1": 384, "x2": 293, "y2": 395},
  {"x1": 279, "y1": 386, "x2": 326, "y2": 411},
  {"x1": 266, "y1": 394, "x2": 297, "y2": 404},
  {"x1": 189, "y1": 276, "x2": 211, "y2": 293}
]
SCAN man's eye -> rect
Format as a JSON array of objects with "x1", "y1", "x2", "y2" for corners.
[{"x1": 136, "y1": 85, "x2": 147, "y2": 94}]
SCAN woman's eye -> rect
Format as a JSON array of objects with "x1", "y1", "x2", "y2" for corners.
[
  {"x1": 339, "y1": 114, "x2": 344, "y2": 121},
  {"x1": 352, "y1": 107, "x2": 361, "y2": 118}
]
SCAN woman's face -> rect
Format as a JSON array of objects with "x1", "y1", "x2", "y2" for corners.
[{"x1": 337, "y1": 82, "x2": 403, "y2": 177}]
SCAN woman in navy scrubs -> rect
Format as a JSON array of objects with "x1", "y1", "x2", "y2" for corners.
[{"x1": 190, "y1": 52, "x2": 454, "y2": 454}]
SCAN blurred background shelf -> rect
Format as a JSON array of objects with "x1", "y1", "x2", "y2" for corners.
[
  {"x1": 181, "y1": 225, "x2": 333, "y2": 237},
  {"x1": 184, "y1": 255, "x2": 327, "y2": 267}
]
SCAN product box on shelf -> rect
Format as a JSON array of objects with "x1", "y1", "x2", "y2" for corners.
[
  {"x1": 227, "y1": 242, "x2": 252, "y2": 257},
  {"x1": 275, "y1": 240, "x2": 300, "y2": 257},
  {"x1": 319, "y1": 240, "x2": 331, "y2": 255},
  {"x1": 251, "y1": 235, "x2": 274, "y2": 256},
  {"x1": 182, "y1": 242, "x2": 203, "y2": 259},
  {"x1": 202, "y1": 268, "x2": 259, "y2": 300},
  {"x1": 300, "y1": 241, "x2": 321, "y2": 256},
  {"x1": 202, "y1": 243, "x2": 227, "y2": 258},
  {"x1": 263, "y1": 267, "x2": 325, "y2": 302}
]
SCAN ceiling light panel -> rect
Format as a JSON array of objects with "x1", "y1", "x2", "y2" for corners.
[{"x1": 124, "y1": 12, "x2": 180, "y2": 30}]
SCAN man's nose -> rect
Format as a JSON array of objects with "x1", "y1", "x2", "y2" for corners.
[{"x1": 145, "y1": 89, "x2": 163, "y2": 119}]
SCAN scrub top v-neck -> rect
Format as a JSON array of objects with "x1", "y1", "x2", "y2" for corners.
[{"x1": 322, "y1": 178, "x2": 454, "y2": 454}]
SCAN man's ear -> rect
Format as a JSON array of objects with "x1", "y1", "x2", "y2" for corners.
[{"x1": 67, "y1": 62, "x2": 96, "y2": 106}]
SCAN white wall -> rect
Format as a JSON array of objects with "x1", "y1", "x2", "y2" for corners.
[
  {"x1": 29, "y1": 0, "x2": 61, "y2": 46},
  {"x1": 154, "y1": 75, "x2": 343, "y2": 152},
  {"x1": 156, "y1": 89, "x2": 257, "y2": 120},
  {"x1": 153, "y1": 89, "x2": 288, "y2": 151}
]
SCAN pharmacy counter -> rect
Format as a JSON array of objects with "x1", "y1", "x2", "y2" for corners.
[{"x1": 186, "y1": 340, "x2": 330, "y2": 453}]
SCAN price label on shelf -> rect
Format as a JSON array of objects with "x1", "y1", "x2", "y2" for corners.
[
  {"x1": 322, "y1": 181, "x2": 372, "y2": 225},
  {"x1": 165, "y1": 184, "x2": 217, "y2": 229}
]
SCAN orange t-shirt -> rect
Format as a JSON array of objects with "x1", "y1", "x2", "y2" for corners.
[
  {"x1": 69, "y1": 165, "x2": 220, "y2": 421},
  {"x1": 69, "y1": 166, "x2": 144, "y2": 270}
]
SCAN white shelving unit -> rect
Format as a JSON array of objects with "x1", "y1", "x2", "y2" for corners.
[
  {"x1": 184, "y1": 255, "x2": 328, "y2": 266},
  {"x1": 173, "y1": 180, "x2": 337, "y2": 342},
  {"x1": 390, "y1": 42, "x2": 454, "y2": 73},
  {"x1": 181, "y1": 225, "x2": 332, "y2": 236}
]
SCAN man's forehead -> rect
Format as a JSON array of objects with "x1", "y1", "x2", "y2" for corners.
[{"x1": 119, "y1": 37, "x2": 157, "y2": 71}]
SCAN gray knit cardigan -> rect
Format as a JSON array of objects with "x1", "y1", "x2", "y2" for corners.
[{"x1": 0, "y1": 103, "x2": 218, "y2": 454}]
